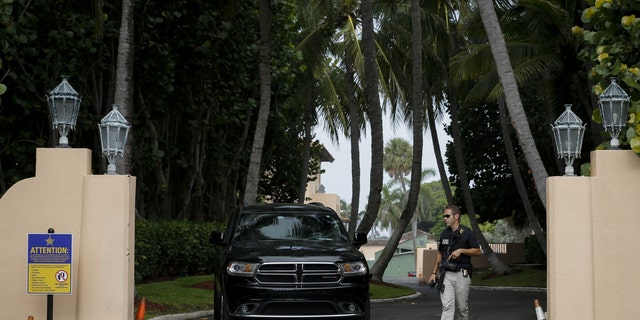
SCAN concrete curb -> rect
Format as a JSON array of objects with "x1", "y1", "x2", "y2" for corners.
[
  {"x1": 371, "y1": 291, "x2": 422, "y2": 303},
  {"x1": 473, "y1": 286, "x2": 547, "y2": 293},
  {"x1": 149, "y1": 310, "x2": 214, "y2": 320}
]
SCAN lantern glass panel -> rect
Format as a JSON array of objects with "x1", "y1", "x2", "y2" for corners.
[
  {"x1": 551, "y1": 104, "x2": 585, "y2": 176},
  {"x1": 100, "y1": 124, "x2": 126, "y2": 154},
  {"x1": 98, "y1": 104, "x2": 130, "y2": 174},
  {"x1": 597, "y1": 78, "x2": 630, "y2": 147},
  {"x1": 47, "y1": 76, "x2": 81, "y2": 147},
  {"x1": 55, "y1": 98, "x2": 76, "y2": 121}
]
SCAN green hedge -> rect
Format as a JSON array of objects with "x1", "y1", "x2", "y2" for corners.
[
  {"x1": 135, "y1": 220, "x2": 225, "y2": 283},
  {"x1": 524, "y1": 235, "x2": 546, "y2": 266}
]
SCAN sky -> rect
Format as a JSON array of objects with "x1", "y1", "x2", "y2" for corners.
[{"x1": 313, "y1": 114, "x2": 451, "y2": 209}]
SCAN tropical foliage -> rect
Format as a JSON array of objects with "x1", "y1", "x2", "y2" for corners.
[
  {"x1": 576, "y1": 0, "x2": 640, "y2": 154},
  {"x1": 0, "y1": 1, "x2": 320, "y2": 221},
  {"x1": 2, "y1": 0, "x2": 640, "y2": 278}
]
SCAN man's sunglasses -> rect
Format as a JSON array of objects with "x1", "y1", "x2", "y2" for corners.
[{"x1": 443, "y1": 214, "x2": 451, "y2": 218}]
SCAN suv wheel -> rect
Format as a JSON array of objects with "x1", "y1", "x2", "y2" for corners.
[
  {"x1": 363, "y1": 300, "x2": 371, "y2": 320},
  {"x1": 213, "y1": 283, "x2": 229, "y2": 320},
  {"x1": 221, "y1": 294, "x2": 230, "y2": 320}
]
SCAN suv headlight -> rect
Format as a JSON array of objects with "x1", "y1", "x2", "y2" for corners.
[
  {"x1": 339, "y1": 261, "x2": 368, "y2": 276},
  {"x1": 227, "y1": 262, "x2": 258, "y2": 276}
]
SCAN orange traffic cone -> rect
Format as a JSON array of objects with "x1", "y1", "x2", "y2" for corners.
[
  {"x1": 534, "y1": 299, "x2": 546, "y2": 320},
  {"x1": 136, "y1": 297, "x2": 146, "y2": 320}
]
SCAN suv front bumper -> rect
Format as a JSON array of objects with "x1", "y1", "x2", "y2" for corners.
[{"x1": 224, "y1": 279, "x2": 369, "y2": 319}]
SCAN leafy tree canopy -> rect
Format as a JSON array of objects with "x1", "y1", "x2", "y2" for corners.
[{"x1": 0, "y1": 0, "x2": 318, "y2": 221}]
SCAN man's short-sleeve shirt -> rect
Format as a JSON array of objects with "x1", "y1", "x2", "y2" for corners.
[{"x1": 438, "y1": 225, "x2": 480, "y2": 267}]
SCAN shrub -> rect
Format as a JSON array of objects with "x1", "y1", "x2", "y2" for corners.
[
  {"x1": 135, "y1": 220, "x2": 225, "y2": 283},
  {"x1": 524, "y1": 235, "x2": 546, "y2": 266}
]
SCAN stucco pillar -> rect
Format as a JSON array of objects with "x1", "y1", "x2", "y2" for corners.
[
  {"x1": 547, "y1": 150, "x2": 640, "y2": 319},
  {"x1": 0, "y1": 148, "x2": 135, "y2": 319},
  {"x1": 76, "y1": 174, "x2": 136, "y2": 319},
  {"x1": 546, "y1": 175, "x2": 594, "y2": 319}
]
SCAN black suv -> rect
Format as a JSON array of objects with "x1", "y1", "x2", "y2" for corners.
[{"x1": 211, "y1": 203, "x2": 370, "y2": 320}]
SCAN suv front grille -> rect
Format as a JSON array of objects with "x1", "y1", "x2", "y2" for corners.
[{"x1": 255, "y1": 262, "x2": 342, "y2": 287}]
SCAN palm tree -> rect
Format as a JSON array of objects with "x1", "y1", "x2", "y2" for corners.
[
  {"x1": 450, "y1": 97, "x2": 510, "y2": 275},
  {"x1": 416, "y1": 170, "x2": 438, "y2": 222},
  {"x1": 383, "y1": 138, "x2": 413, "y2": 190},
  {"x1": 374, "y1": 0, "x2": 454, "y2": 204},
  {"x1": 297, "y1": 91, "x2": 315, "y2": 203},
  {"x1": 346, "y1": 53, "x2": 363, "y2": 238},
  {"x1": 421, "y1": 0, "x2": 456, "y2": 204},
  {"x1": 378, "y1": 169, "x2": 437, "y2": 231},
  {"x1": 475, "y1": 0, "x2": 549, "y2": 207},
  {"x1": 379, "y1": 137, "x2": 413, "y2": 239},
  {"x1": 243, "y1": 0, "x2": 272, "y2": 205},
  {"x1": 377, "y1": 183, "x2": 404, "y2": 235},
  {"x1": 114, "y1": 0, "x2": 134, "y2": 174},
  {"x1": 293, "y1": 0, "x2": 364, "y2": 236},
  {"x1": 498, "y1": 98, "x2": 546, "y2": 254},
  {"x1": 369, "y1": 0, "x2": 427, "y2": 280},
  {"x1": 450, "y1": 0, "x2": 585, "y2": 253},
  {"x1": 356, "y1": 0, "x2": 385, "y2": 236}
]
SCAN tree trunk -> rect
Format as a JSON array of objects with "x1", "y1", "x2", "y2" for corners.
[
  {"x1": 497, "y1": 98, "x2": 546, "y2": 255},
  {"x1": 370, "y1": 0, "x2": 423, "y2": 280},
  {"x1": 476, "y1": 0, "x2": 549, "y2": 207},
  {"x1": 297, "y1": 89, "x2": 314, "y2": 203},
  {"x1": 450, "y1": 97, "x2": 509, "y2": 275},
  {"x1": 356, "y1": 0, "x2": 384, "y2": 235},
  {"x1": 139, "y1": 92, "x2": 170, "y2": 220},
  {"x1": 345, "y1": 53, "x2": 361, "y2": 239},
  {"x1": 428, "y1": 105, "x2": 453, "y2": 204},
  {"x1": 243, "y1": 0, "x2": 272, "y2": 205},
  {"x1": 114, "y1": 0, "x2": 135, "y2": 174}
]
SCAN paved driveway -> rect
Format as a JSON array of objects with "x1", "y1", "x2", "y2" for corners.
[
  {"x1": 374, "y1": 277, "x2": 547, "y2": 320},
  {"x1": 170, "y1": 277, "x2": 548, "y2": 320}
]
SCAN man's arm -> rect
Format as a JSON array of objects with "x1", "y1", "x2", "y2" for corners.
[{"x1": 449, "y1": 247, "x2": 482, "y2": 259}]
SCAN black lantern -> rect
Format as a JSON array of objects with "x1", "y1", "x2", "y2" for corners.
[
  {"x1": 551, "y1": 104, "x2": 586, "y2": 176},
  {"x1": 47, "y1": 76, "x2": 81, "y2": 147},
  {"x1": 98, "y1": 104, "x2": 130, "y2": 174},
  {"x1": 597, "y1": 78, "x2": 629, "y2": 148}
]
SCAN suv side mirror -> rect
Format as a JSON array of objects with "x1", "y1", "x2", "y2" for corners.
[
  {"x1": 210, "y1": 231, "x2": 224, "y2": 245},
  {"x1": 352, "y1": 232, "x2": 367, "y2": 248}
]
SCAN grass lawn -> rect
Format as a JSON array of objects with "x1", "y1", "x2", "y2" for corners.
[
  {"x1": 135, "y1": 266, "x2": 546, "y2": 317},
  {"x1": 135, "y1": 274, "x2": 215, "y2": 317},
  {"x1": 473, "y1": 266, "x2": 547, "y2": 287}
]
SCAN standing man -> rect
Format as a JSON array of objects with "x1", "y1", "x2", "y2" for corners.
[{"x1": 428, "y1": 205, "x2": 482, "y2": 320}]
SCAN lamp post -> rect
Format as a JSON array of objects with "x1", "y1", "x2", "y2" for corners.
[
  {"x1": 47, "y1": 76, "x2": 81, "y2": 147},
  {"x1": 597, "y1": 78, "x2": 630, "y2": 148},
  {"x1": 552, "y1": 104, "x2": 586, "y2": 176},
  {"x1": 98, "y1": 104, "x2": 130, "y2": 175}
]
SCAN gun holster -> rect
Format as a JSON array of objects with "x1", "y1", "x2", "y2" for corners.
[{"x1": 439, "y1": 260, "x2": 458, "y2": 271}]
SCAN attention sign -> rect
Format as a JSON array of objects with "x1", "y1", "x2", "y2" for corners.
[{"x1": 27, "y1": 233, "x2": 72, "y2": 294}]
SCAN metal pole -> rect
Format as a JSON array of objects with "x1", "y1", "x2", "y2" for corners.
[{"x1": 47, "y1": 227, "x2": 55, "y2": 320}]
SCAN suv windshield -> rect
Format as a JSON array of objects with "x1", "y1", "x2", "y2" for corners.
[{"x1": 233, "y1": 212, "x2": 349, "y2": 242}]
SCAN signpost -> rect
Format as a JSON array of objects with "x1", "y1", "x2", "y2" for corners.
[{"x1": 27, "y1": 229, "x2": 72, "y2": 320}]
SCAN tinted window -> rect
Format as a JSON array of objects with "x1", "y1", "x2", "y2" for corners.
[{"x1": 233, "y1": 212, "x2": 348, "y2": 242}]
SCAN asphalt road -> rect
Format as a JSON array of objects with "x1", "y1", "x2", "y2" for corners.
[
  {"x1": 170, "y1": 277, "x2": 547, "y2": 320},
  {"x1": 373, "y1": 280, "x2": 547, "y2": 320}
]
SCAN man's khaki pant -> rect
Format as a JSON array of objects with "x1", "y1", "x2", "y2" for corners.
[{"x1": 440, "y1": 270, "x2": 471, "y2": 320}]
